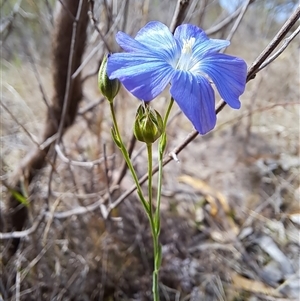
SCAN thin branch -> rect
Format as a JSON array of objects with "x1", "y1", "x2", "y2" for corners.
[
  {"x1": 258, "y1": 25, "x2": 300, "y2": 72},
  {"x1": 170, "y1": 0, "x2": 190, "y2": 33},
  {"x1": 0, "y1": 209, "x2": 45, "y2": 239},
  {"x1": 115, "y1": 134, "x2": 137, "y2": 185},
  {"x1": 225, "y1": 0, "x2": 252, "y2": 43},
  {"x1": 22, "y1": 42, "x2": 52, "y2": 112},
  {"x1": 55, "y1": 144, "x2": 115, "y2": 168},
  {"x1": 0, "y1": 0, "x2": 23, "y2": 42},
  {"x1": 51, "y1": 187, "x2": 112, "y2": 199},
  {"x1": 49, "y1": 196, "x2": 104, "y2": 219},
  {"x1": 78, "y1": 97, "x2": 105, "y2": 115},
  {"x1": 103, "y1": 143, "x2": 112, "y2": 205},
  {"x1": 247, "y1": 6, "x2": 300, "y2": 81},
  {"x1": 88, "y1": 1, "x2": 112, "y2": 52},
  {"x1": 206, "y1": 5, "x2": 244, "y2": 35},
  {"x1": 0, "y1": 100, "x2": 40, "y2": 148}
]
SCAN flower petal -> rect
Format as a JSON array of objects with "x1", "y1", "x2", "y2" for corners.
[
  {"x1": 175, "y1": 24, "x2": 230, "y2": 59},
  {"x1": 170, "y1": 71, "x2": 216, "y2": 134},
  {"x1": 107, "y1": 53, "x2": 175, "y2": 101},
  {"x1": 115, "y1": 31, "x2": 151, "y2": 53},
  {"x1": 134, "y1": 21, "x2": 180, "y2": 62},
  {"x1": 198, "y1": 53, "x2": 247, "y2": 109},
  {"x1": 174, "y1": 24, "x2": 209, "y2": 45}
]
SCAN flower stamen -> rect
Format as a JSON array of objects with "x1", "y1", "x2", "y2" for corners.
[{"x1": 176, "y1": 37, "x2": 196, "y2": 71}]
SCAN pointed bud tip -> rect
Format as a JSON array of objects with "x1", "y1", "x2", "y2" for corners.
[{"x1": 98, "y1": 54, "x2": 120, "y2": 102}]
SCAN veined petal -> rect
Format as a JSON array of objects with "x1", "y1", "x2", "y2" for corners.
[
  {"x1": 198, "y1": 53, "x2": 247, "y2": 109},
  {"x1": 116, "y1": 31, "x2": 151, "y2": 53},
  {"x1": 174, "y1": 24, "x2": 209, "y2": 46},
  {"x1": 135, "y1": 21, "x2": 181, "y2": 63},
  {"x1": 107, "y1": 53, "x2": 175, "y2": 101},
  {"x1": 174, "y1": 24, "x2": 230, "y2": 70},
  {"x1": 192, "y1": 39, "x2": 230, "y2": 59},
  {"x1": 174, "y1": 23, "x2": 229, "y2": 53},
  {"x1": 170, "y1": 71, "x2": 216, "y2": 134}
]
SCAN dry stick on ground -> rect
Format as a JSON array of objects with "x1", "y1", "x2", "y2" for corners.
[{"x1": 3, "y1": 0, "x2": 89, "y2": 257}]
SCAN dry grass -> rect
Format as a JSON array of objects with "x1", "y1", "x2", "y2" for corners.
[{"x1": 1, "y1": 1, "x2": 299, "y2": 300}]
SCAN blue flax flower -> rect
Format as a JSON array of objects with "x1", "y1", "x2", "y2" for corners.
[{"x1": 107, "y1": 21, "x2": 247, "y2": 134}]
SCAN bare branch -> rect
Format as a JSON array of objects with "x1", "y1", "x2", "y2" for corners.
[
  {"x1": 225, "y1": 0, "x2": 252, "y2": 43},
  {"x1": 170, "y1": 0, "x2": 190, "y2": 33},
  {"x1": 247, "y1": 6, "x2": 300, "y2": 81},
  {"x1": 0, "y1": 100, "x2": 40, "y2": 148},
  {"x1": 55, "y1": 144, "x2": 115, "y2": 168},
  {"x1": 206, "y1": 5, "x2": 244, "y2": 35},
  {"x1": 88, "y1": 1, "x2": 112, "y2": 52},
  {"x1": 0, "y1": 209, "x2": 45, "y2": 239},
  {"x1": 258, "y1": 25, "x2": 300, "y2": 72}
]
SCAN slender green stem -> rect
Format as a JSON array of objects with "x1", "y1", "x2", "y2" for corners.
[
  {"x1": 109, "y1": 98, "x2": 174, "y2": 301},
  {"x1": 163, "y1": 97, "x2": 174, "y2": 129},
  {"x1": 109, "y1": 102, "x2": 149, "y2": 213},
  {"x1": 147, "y1": 144, "x2": 153, "y2": 214},
  {"x1": 155, "y1": 97, "x2": 174, "y2": 227},
  {"x1": 152, "y1": 98, "x2": 175, "y2": 301},
  {"x1": 146, "y1": 143, "x2": 160, "y2": 301}
]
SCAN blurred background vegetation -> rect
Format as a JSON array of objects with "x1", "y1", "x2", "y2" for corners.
[{"x1": 1, "y1": 0, "x2": 299, "y2": 300}]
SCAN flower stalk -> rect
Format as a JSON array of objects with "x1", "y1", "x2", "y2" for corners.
[{"x1": 100, "y1": 19, "x2": 247, "y2": 301}]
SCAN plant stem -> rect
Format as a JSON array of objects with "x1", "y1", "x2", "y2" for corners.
[
  {"x1": 155, "y1": 97, "x2": 174, "y2": 227},
  {"x1": 109, "y1": 102, "x2": 149, "y2": 212},
  {"x1": 146, "y1": 143, "x2": 160, "y2": 301},
  {"x1": 152, "y1": 98, "x2": 175, "y2": 301},
  {"x1": 163, "y1": 97, "x2": 174, "y2": 129},
  {"x1": 147, "y1": 143, "x2": 153, "y2": 215},
  {"x1": 109, "y1": 99, "x2": 174, "y2": 301}
]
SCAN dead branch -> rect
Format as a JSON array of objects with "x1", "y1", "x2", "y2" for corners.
[{"x1": 170, "y1": 0, "x2": 190, "y2": 33}]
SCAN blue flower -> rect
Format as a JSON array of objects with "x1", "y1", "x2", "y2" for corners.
[{"x1": 107, "y1": 21, "x2": 247, "y2": 134}]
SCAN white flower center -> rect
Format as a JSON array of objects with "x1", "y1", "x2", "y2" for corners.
[
  {"x1": 176, "y1": 37, "x2": 196, "y2": 71},
  {"x1": 182, "y1": 37, "x2": 195, "y2": 54}
]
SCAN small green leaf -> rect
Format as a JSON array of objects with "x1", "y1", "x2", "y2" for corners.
[
  {"x1": 8, "y1": 188, "x2": 29, "y2": 207},
  {"x1": 159, "y1": 132, "x2": 167, "y2": 154},
  {"x1": 111, "y1": 127, "x2": 121, "y2": 148},
  {"x1": 155, "y1": 243, "x2": 162, "y2": 268}
]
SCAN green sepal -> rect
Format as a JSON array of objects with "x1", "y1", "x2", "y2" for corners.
[
  {"x1": 133, "y1": 104, "x2": 163, "y2": 144},
  {"x1": 155, "y1": 243, "x2": 162, "y2": 269},
  {"x1": 8, "y1": 188, "x2": 29, "y2": 207},
  {"x1": 111, "y1": 127, "x2": 121, "y2": 148},
  {"x1": 159, "y1": 132, "x2": 167, "y2": 154}
]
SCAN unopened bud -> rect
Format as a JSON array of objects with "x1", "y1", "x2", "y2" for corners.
[
  {"x1": 133, "y1": 104, "x2": 163, "y2": 144},
  {"x1": 98, "y1": 54, "x2": 120, "y2": 102}
]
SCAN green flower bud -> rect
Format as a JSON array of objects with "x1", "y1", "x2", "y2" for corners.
[
  {"x1": 98, "y1": 54, "x2": 120, "y2": 102},
  {"x1": 133, "y1": 104, "x2": 164, "y2": 144}
]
